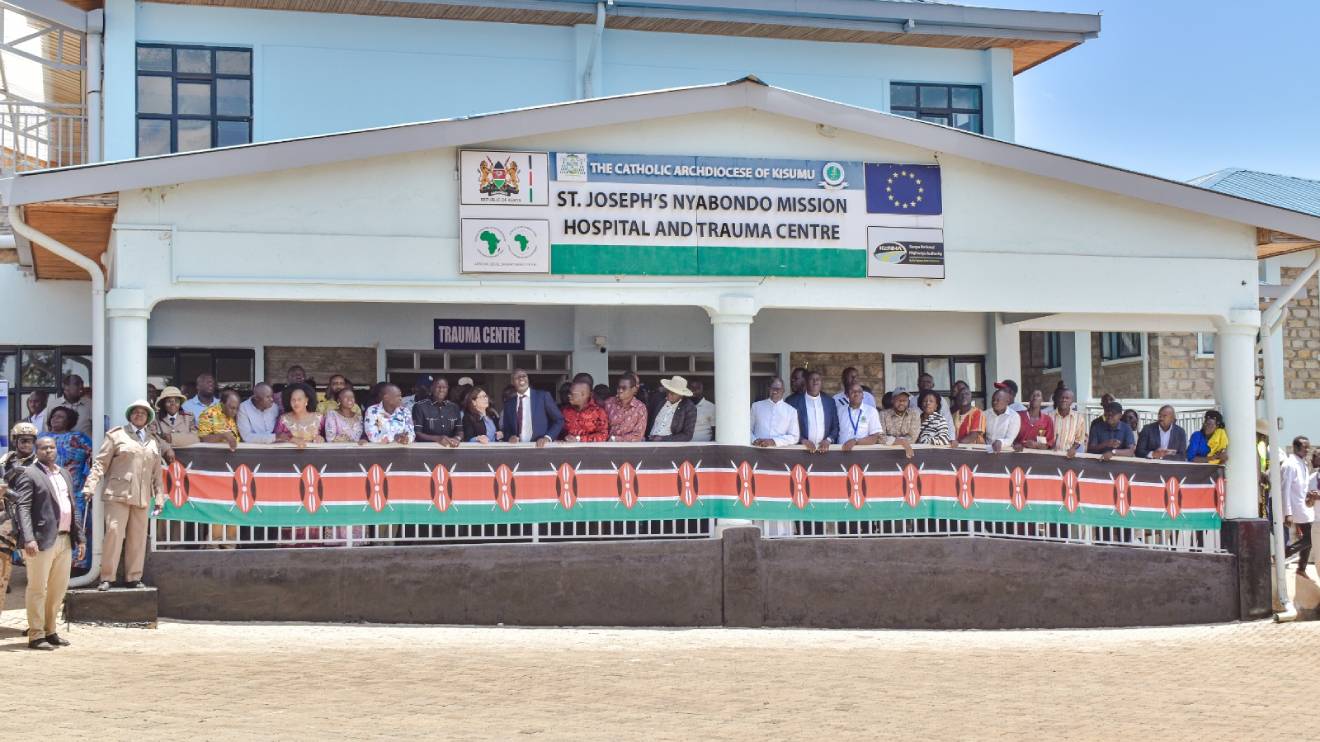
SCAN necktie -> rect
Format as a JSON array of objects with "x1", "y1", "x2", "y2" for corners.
[{"x1": 516, "y1": 395, "x2": 526, "y2": 438}]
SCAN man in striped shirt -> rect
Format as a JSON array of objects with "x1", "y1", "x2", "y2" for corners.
[{"x1": 1049, "y1": 388, "x2": 1087, "y2": 458}]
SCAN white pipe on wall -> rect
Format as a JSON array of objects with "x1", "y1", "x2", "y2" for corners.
[
  {"x1": 9, "y1": 204, "x2": 106, "y2": 588},
  {"x1": 581, "y1": 0, "x2": 607, "y2": 98},
  {"x1": 85, "y1": 9, "x2": 103, "y2": 163}
]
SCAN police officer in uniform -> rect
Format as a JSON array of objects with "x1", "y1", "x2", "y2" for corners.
[{"x1": 82, "y1": 401, "x2": 166, "y2": 591}]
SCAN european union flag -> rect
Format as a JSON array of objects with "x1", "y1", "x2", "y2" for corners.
[{"x1": 865, "y1": 163, "x2": 942, "y2": 215}]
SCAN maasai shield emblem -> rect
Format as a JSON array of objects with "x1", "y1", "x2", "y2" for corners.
[
  {"x1": 430, "y1": 464, "x2": 453, "y2": 512},
  {"x1": 616, "y1": 462, "x2": 639, "y2": 510},
  {"x1": 789, "y1": 464, "x2": 810, "y2": 510},
  {"x1": 902, "y1": 463, "x2": 921, "y2": 508},
  {"x1": 676, "y1": 461, "x2": 699, "y2": 507},
  {"x1": 365, "y1": 464, "x2": 388, "y2": 513},
  {"x1": 955, "y1": 464, "x2": 975, "y2": 510},
  {"x1": 493, "y1": 464, "x2": 516, "y2": 512},
  {"x1": 166, "y1": 459, "x2": 189, "y2": 508},
  {"x1": 846, "y1": 464, "x2": 867, "y2": 510},
  {"x1": 299, "y1": 465, "x2": 324, "y2": 514},
  {"x1": 736, "y1": 461, "x2": 756, "y2": 508},
  {"x1": 555, "y1": 462, "x2": 578, "y2": 510},
  {"x1": 1164, "y1": 476, "x2": 1183, "y2": 519},
  {"x1": 231, "y1": 464, "x2": 256, "y2": 514},
  {"x1": 1062, "y1": 469, "x2": 1081, "y2": 514},
  {"x1": 1214, "y1": 475, "x2": 1226, "y2": 518},
  {"x1": 1008, "y1": 467, "x2": 1028, "y2": 511},
  {"x1": 1112, "y1": 472, "x2": 1131, "y2": 518}
]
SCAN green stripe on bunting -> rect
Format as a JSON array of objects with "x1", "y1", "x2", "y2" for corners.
[{"x1": 549, "y1": 244, "x2": 865, "y2": 277}]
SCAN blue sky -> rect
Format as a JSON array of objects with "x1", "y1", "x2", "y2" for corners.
[{"x1": 1008, "y1": 0, "x2": 1320, "y2": 183}]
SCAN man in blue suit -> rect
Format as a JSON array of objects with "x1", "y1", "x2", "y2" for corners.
[
  {"x1": 501, "y1": 368, "x2": 564, "y2": 447},
  {"x1": 1135, "y1": 404, "x2": 1188, "y2": 460},
  {"x1": 785, "y1": 370, "x2": 839, "y2": 453}
]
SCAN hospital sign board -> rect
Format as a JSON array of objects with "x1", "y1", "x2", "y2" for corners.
[{"x1": 458, "y1": 150, "x2": 944, "y2": 278}]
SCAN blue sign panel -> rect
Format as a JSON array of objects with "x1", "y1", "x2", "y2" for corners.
[
  {"x1": 864, "y1": 163, "x2": 942, "y2": 215},
  {"x1": 434, "y1": 319, "x2": 526, "y2": 351}
]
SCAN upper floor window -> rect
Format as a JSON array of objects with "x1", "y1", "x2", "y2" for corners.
[
  {"x1": 1043, "y1": 332, "x2": 1062, "y2": 369},
  {"x1": 890, "y1": 83, "x2": 982, "y2": 133},
  {"x1": 1101, "y1": 332, "x2": 1143, "y2": 362},
  {"x1": 136, "y1": 44, "x2": 252, "y2": 156}
]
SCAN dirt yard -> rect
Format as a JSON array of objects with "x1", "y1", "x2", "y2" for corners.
[{"x1": 1, "y1": 566, "x2": 1307, "y2": 741}]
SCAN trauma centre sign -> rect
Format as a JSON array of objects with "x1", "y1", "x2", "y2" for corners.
[{"x1": 458, "y1": 150, "x2": 945, "y2": 279}]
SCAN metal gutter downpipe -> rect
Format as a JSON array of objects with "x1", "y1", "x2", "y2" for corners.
[
  {"x1": 9, "y1": 204, "x2": 106, "y2": 588},
  {"x1": 582, "y1": 0, "x2": 607, "y2": 98},
  {"x1": 1259, "y1": 247, "x2": 1320, "y2": 621},
  {"x1": 85, "y1": 9, "x2": 103, "y2": 163}
]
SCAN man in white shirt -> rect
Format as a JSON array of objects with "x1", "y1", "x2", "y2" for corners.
[
  {"x1": 984, "y1": 389, "x2": 1021, "y2": 453},
  {"x1": 832, "y1": 366, "x2": 876, "y2": 418},
  {"x1": 838, "y1": 383, "x2": 884, "y2": 452},
  {"x1": 750, "y1": 377, "x2": 799, "y2": 447},
  {"x1": 994, "y1": 379, "x2": 1028, "y2": 413},
  {"x1": 689, "y1": 380, "x2": 716, "y2": 443},
  {"x1": 1282, "y1": 436, "x2": 1316, "y2": 576},
  {"x1": 183, "y1": 373, "x2": 217, "y2": 418},
  {"x1": 787, "y1": 370, "x2": 838, "y2": 454},
  {"x1": 237, "y1": 383, "x2": 279, "y2": 444}
]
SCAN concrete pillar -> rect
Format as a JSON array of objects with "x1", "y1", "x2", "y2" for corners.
[
  {"x1": 982, "y1": 47, "x2": 1015, "y2": 141},
  {"x1": 710, "y1": 295, "x2": 756, "y2": 445},
  {"x1": 986, "y1": 313, "x2": 1021, "y2": 390},
  {"x1": 571, "y1": 306, "x2": 610, "y2": 386},
  {"x1": 106, "y1": 289, "x2": 150, "y2": 428},
  {"x1": 1060, "y1": 331, "x2": 1092, "y2": 405},
  {"x1": 1215, "y1": 309, "x2": 1262, "y2": 520},
  {"x1": 101, "y1": 0, "x2": 137, "y2": 161}
]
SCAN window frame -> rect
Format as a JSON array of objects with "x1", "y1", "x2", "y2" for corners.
[
  {"x1": 890, "y1": 354, "x2": 987, "y2": 406},
  {"x1": 1100, "y1": 332, "x2": 1144, "y2": 363},
  {"x1": 148, "y1": 347, "x2": 256, "y2": 394},
  {"x1": 0, "y1": 345, "x2": 93, "y2": 429},
  {"x1": 1043, "y1": 332, "x2": 1062, "y2": 371},
  {"x1": 136, "y1": 43, "x2": 253, "y2": 156},
  {"x1": 889, "y1": 82, "x2": 983, "y2": 133},
  {"x1": 1196, "y1": 332, "x2": 1216, "y2": 358}
]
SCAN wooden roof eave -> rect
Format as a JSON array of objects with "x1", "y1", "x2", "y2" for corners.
[
  {"x1": 1258, "y1": 228, "x2": 1320, "y2": 260},
  {"x1": 20, "y1": 197, "x2": 116, "y2": 280}
]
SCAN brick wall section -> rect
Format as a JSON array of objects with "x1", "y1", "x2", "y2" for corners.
[
  {"x1": 789, "y1": 352, "x2": 884, "y2": 397},
  {"x1": 264, "y1": 346, "x2": 377, "y2": 387},
  {"x1": 1019, "y1": 332, "x2": 1063, "y2": 399},
  {"x1": 1148, "y1": 333, "x2": 1216, "y2": 399},
  {"x1": 1283, "y1": 268, "x2": 1320, "y2": 399}
]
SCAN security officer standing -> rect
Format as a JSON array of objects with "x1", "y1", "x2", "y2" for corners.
[
  {"x1": 82, "y1": 400, "x2": 166, "y2": 592},
  {"x1": 0, "y1": 422, "x2": 39, "y2": 599}
]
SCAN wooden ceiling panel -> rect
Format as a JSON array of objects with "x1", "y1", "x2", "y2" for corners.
[{"x1": 23, "y1": 201, "x2": 116, "y2": 280}]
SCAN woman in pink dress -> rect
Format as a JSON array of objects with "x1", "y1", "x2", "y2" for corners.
[
  {"x1": 322, "y1": 386, "x2": 364, "y2": 443},
  {"x1": 275, "y1": 384, "x2": 324, "y2": 447}
]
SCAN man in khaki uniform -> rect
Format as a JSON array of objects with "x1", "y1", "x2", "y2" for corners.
[
  {"x1": 0, "y1": 422, "x2": 39, "y2": 600},
  {"x1": 82, "y1": 400, "x2": 166, "y2": 592}
]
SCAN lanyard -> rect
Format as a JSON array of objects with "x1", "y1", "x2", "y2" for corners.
[{"x1": 848, "y1": 406, "x2": 863, "y2": 437}]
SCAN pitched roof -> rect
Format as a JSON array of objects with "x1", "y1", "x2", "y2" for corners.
[
  {"x1": 6, "y1": 77, "x2": 1320, "y2": 247},
  {"x1": 1188, "y1": 168, "x2": 1320, "y2": 219}
]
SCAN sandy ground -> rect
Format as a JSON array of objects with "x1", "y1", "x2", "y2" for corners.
[{"x1": 1, "y1": 567, "x2": 1310, "y2": 741}]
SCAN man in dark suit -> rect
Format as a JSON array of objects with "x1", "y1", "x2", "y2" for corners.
[
  {"x1": 14, "y1": 436, "x2": 85, "y2": 650},
  {"x1": 1135, "y1": 404, "x2": 1188, "y2": 460},
  {"x1": 501, "y1": 368, "x2": 564, "y2": 447},
  {"x1": 646, "y1": 376, "x2": 697, "y2": 441},
  {"x1": 785, "y1": 369, "x2": 840, "y2": 453}
]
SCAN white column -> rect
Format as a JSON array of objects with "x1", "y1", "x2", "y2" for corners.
[
  {"x1": 1061, "y1": 331, "x2": 1092, "y2": 405},
  {"x1": 982, "y1": 47, "x2": 1015, "y2": 141},
  {"x1": 986, "y1": 313, "x2": 1021, "y2": 390},
  {"x1": 1215, "y1": 309, "x2": 1262, "y2": 520},
  {"x1": 710, "y1": 295, "x2": 756, "y2": 445},
  {"x1": 106, "y1": 288, "x2": 150, "y2": 429},
  {"x1": 571, "y1": 306, "x2": 610, "y2": 386}
]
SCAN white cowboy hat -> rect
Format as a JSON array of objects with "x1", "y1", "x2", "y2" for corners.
[{"x1": 659, "y1": 375, "x2": 694, "y2": 397}]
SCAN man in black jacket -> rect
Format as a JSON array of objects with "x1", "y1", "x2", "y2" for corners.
[
  {"x1": 647, "y1": 376, "x2": 697, "y2": 442},
  {"x1": 13, "y1": 436, "x2": 85, "y2": 650},
  {"x1": 1135, "y1": 405, "x2": 1188, "y2": 460}
]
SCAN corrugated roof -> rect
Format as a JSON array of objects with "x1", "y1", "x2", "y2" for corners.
[{"x1": 1189, "y1": 168, "x2": 1320, "y2": 219}]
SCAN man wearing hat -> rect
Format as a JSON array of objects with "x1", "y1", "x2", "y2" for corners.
[
  {"x1": 0, "y1": 421, "x2": 39, "y2": 599},
  {"x1": 152, "y1": 386, "x2": 199, "y2": 449},
  {"x1": 82, "y1": 400, "x2": 167, "y2": 591},
  {"x1": 647, "y1": 376, "x2": 697, "y2": 442}
]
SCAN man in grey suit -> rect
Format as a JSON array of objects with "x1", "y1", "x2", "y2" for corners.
[
  {"x1": 13, "y1": 436, "x2": 86, "y2": 650},
  {"x1": 1135, "y1": 405, "x2": 1189, "y2": 461}
]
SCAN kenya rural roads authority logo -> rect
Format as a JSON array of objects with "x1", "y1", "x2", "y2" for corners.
[{"x1": 478, "y1": 156, "x2": 521, "y2": 197}]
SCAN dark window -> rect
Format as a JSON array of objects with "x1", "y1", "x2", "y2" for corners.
[
  {"x1": 148, "y1": 348, "x2": 255, "y2": 394},
  {"x1": 0, "y1": 346, "x2": 92, "y2": 431},
  {"x1": 136, "y1": 44, "x2": 252, "y2": 156},
  {"x1": 891, "y1": 355, "x2": 986, "y2": 406},
  {"x1": 1101, "y1": 332, "x2": 1143, "y2": 361},
  {"x1": 1044, "y1": 332, "x2": 1062, "y2": 369},
  {"x1": 890, "y1": 82, "x2": 983, "y2": 133}
]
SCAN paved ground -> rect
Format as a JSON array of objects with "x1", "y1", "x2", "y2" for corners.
[{"x1": 1, "y1": 567, "x2": 1310, "y2": 740}]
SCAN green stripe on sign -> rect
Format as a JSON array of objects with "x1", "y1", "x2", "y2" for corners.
[{"x1": 551, "y1": 244, "x2": 865, "y2": 277}]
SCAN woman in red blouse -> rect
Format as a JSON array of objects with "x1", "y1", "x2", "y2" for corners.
[{"x1": 1016, "y1": 389, "x2": 1055, "y2": 450}]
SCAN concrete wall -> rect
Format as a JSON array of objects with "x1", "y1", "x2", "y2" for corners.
[
  {"x1": 102, "y1": 3, "x2": 1008, "y2": 160},
  {"x1": 146, "y1": 529, "x2": 1244, "y2": 629},
  {"x1": 0, "y1": 265, "x2": 93, "y2": 345}
]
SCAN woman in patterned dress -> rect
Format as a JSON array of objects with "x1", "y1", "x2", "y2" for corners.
[
  {"x1": 914, "y1": 390, "x2": 953, "y2": 447},
  {"x1": 46, "y1": 405, "x2": 94, "y2": 570},
  {"x1": 275, "y1": 384, "x2": 324, "y2": 448},
  {"x1": 322, "y1": 386, "x2": 364, "y2": 443}
]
